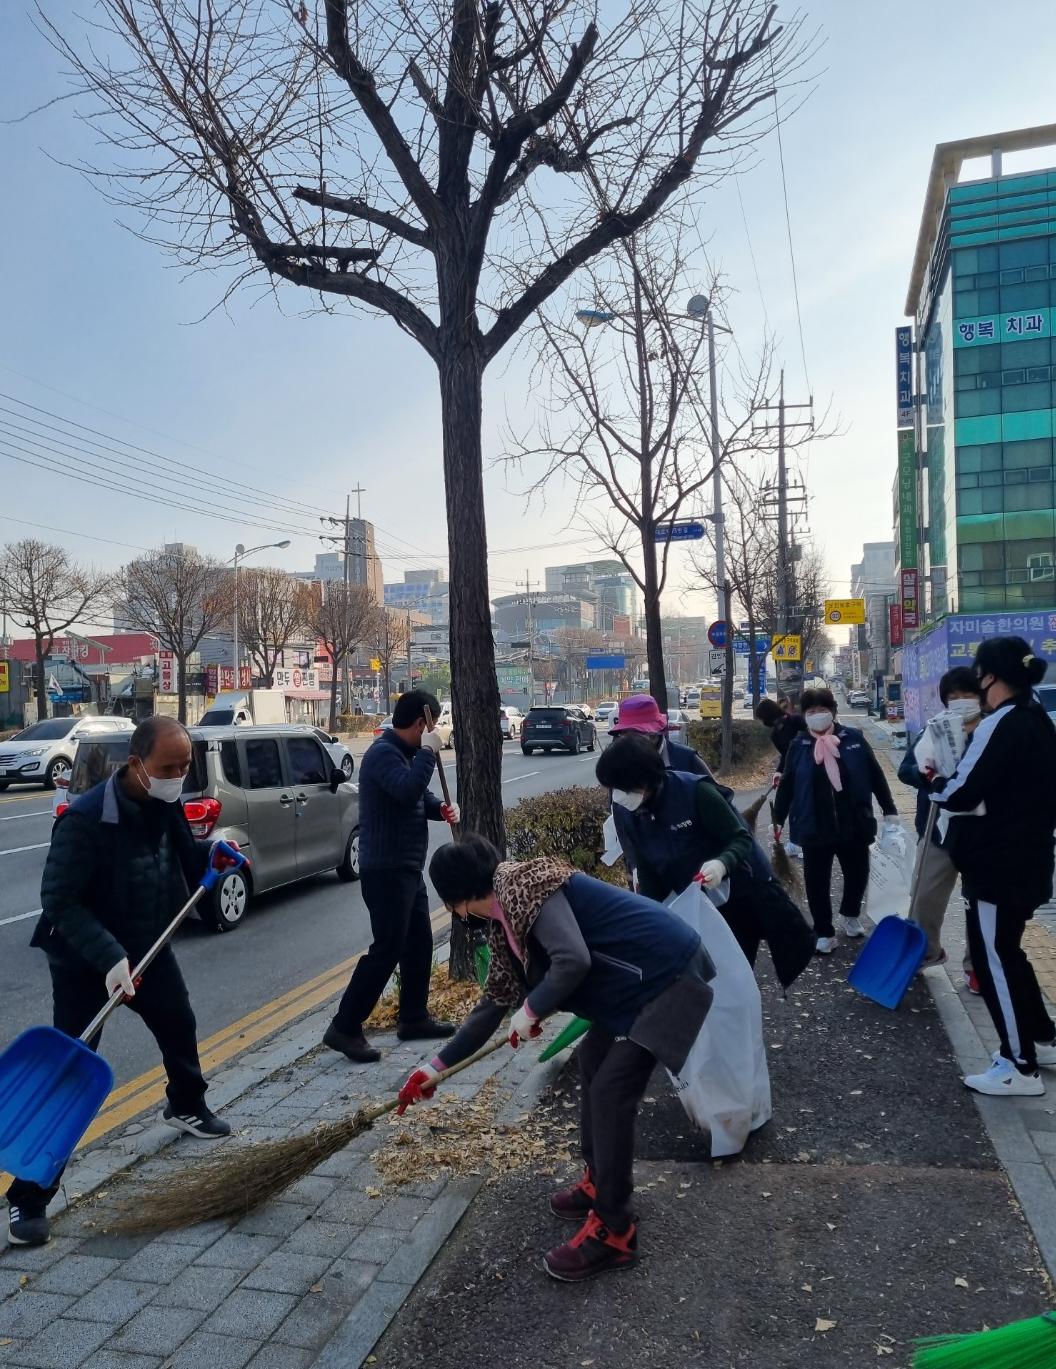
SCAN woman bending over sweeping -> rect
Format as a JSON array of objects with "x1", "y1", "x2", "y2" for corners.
[
  {"x1": 772, "y1": 687, "x2": 901, "y2": 954},
  {"x1": 398, "y1": 835, "x2": 714, "y2": 1282}
]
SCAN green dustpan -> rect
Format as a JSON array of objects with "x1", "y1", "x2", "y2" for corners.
[{"x1": 539, "y1": 1016, "x2": 591, "y2": 1061}]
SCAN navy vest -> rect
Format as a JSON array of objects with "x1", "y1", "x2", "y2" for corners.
[
  {"x1": 547, "y1": 873, "x2": 700, "y2": 1035},
  {"x1": 612, "y1": 769, "x2": 772, "y2": 899},
  {"x1": 786, "y1": 725, "x2": 872, "y2": 844}
]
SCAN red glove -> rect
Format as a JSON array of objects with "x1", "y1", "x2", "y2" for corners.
[
  {"x1": 772, "y1": 825, "x2": 783, "y2": 843},
  {"x1": 440, "y1": 802, "x2": 460, "y2": 825},
  {"x1": 210, "y1": 840, "x2": 241, "y2": 871},
  {"x1": 509, "y1": 1003, "x2": 543, "y2": 1048},
  {"x1": 397, "y1": 1066, "x2": 439, "y2": 1115},
  {"x1": 772, "y1": 773, "x2": 781, "y2": 789}
]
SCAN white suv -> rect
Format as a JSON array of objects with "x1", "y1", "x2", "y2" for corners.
[
  {"x1": 0, "y1": 716, "x2": 135, "y2": 791},
  {"x1": 500, "y1": 706, "x2": 523, "y2": 739}
]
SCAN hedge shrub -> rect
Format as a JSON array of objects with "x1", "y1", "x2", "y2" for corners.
[
  {"x1": 505, "y1": 785, "x2": 628, "y2": 886},
  {"x1": 685, "y1": 718, "x2": 771, "y2": 771}
]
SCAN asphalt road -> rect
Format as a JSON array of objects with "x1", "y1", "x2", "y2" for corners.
[{"x1": 0, "y1": 731, "x2": 608, "y2": 1092}]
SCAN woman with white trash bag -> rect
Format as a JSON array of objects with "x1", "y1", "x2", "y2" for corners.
[
  {"x1": 930, "y1": 637, "x2": 1056, "y2": 1098},
  {"x1": 398, "y1": 836, "x2": 714, "y2": 1282},
  {"x1": 773, "y1": 688, "x2": 902, "y2": 954}
]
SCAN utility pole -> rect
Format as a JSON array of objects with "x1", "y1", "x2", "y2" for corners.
[
  {"x1": 755, "y1": 371, "x2": 812, "y2": 705},
  {"x1": 406, "y1": 608, "x2": 413, "y2": 687},
  {"x1": 517, "y1": 571, "x2": 537, "y2": 705},
  {"x1": 321, "y1": 489, "x2": 370, "y2": 716},
  {"x1": 705, "y1": 309, "x2": 735, "y2": 775}
]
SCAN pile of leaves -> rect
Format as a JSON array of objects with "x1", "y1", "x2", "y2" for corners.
[
  {"x1": 505, "y1": 785, "x2": 628, "y2": 886},
  {"x1": 371, "y1": 1076, "x2": 580, "y2": 1189},
  {"x1": 365, "y1": 962, "x2": 481, "y2": 1031}
]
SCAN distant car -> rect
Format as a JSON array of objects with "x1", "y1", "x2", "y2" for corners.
[
  {"x1": 1037, "y1": 684, "x2": 1056, "y2": 724},
  {"x1": 499, "y1": 707, "x2": 523, "y2": 739},
  {"x1": 848, "y1": 691, "x2": 870, "y2": 709},
  {"x1": 0, "y1": 715, "x2": 135, "y2": 791},
  {"x1": 595, "y1": 701, "x2": 619, "y2": 722},
  {"x1": 666, "y1": 709, "x2": 690, "y2": 746},
  {"x1": 521, "y1": 706, "x2": 597, "y2": 755},
  {"x1": 314, "y1": 728, "x2": 354, "y2": 781},
  {"x1": 373, "y1": 714, "x2": 394, "y2": 736}
]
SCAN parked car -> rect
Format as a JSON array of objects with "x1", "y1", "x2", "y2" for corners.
[
  {"x1": 373, "y1": 714, "x2": 394, "y2": 736},
  {"x1": 594, "y1": 700, "x2": 619, "y2": 722},
  {"x1": 499, "y1": 706, "x2": 524, "y2": 739},
  {"x1": 848, "y1": 691, "x2": 870, "y2": 709},
  {"x1": 62, "y1": 723, "x2": 360, "y2": 932},
  {"x1": 435, "y1": 701, "x2": 455, "y2": 749},
  {"x1": 521, "y1": 706, "x2": 598, "y2": 755},
  {"x1": 313, "y1": 728, "x2": 354, "y2": 780},
  {"x1": 666, "y1": 709, "x2": 691, "y2": 746},
  {"x1": 0, "y1": 715, "x2": 135, "y2": 791}
]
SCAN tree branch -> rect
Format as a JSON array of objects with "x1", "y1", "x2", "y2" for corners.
[{"x1": 292, "y1": 185, "x2": 430, "y2": 249}]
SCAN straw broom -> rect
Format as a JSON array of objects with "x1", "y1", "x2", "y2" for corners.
[
  {"x1": 113, "y1": 1035, "x2": 510, "y2": 1234},
  {"x1": 741, "y1": 790, "x2": 770, "y2": 832},
  {"x1": 768, "y1": 800, "x2": 804, "y2": 900}
]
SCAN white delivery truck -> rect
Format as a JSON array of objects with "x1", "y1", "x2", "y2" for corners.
[{"x1": 199, "y1": 690, "x2": 287, "y2": 727}]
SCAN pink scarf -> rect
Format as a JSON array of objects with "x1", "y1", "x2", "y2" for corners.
[{"x1": 813, "y1": 729, "x2": 843, "y2": 791}]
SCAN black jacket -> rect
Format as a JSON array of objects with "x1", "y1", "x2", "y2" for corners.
[
  {"x1": 934, "y1": 696, "x2": 1056, "y2": 909},
  {"x1": 771, "y1": 713, "x2": 807, "y2": 773},
  {"x1": 31, "y1": 770, "x2": 209, "y2": 976},
  {"x1": 773, "y1": 724, "x2": 896, "y2": 846},
  {"x1": 357, "y1": 728, "x2": 443, "y2": 871},
  {"x1": 898, "y1": 730, "x2": 939, "y2": 842}
]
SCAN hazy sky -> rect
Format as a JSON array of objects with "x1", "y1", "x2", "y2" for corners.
[{"x1": 2, "y1": 0, "x2": 1054, "y2": 641}]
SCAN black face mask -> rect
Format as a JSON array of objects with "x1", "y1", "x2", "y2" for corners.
[
  {"x1": 976, "y1": 674, "x2": 996, "y2": 712},
  {"x1": 465, "y1": 912, "x2": 492, "y2": 933}
]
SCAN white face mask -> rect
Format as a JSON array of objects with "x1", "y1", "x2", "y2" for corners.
[
  {"x1": 611, "y1": 789, "x2": 645, "y2": 812},
  {"x1": 134, "y1": 760, "x2": 185, "y2": 804},
  {"x1": 806, "y1": 712, "x2": 834, "y2": 734},
  {"x1": 947, "y1": 698, "x2": 981, "y2": 722}
]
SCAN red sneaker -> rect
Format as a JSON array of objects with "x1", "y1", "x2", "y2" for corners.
[
  {"x1": 965, "y1": 970, "x2": 981, "y2": 995},
  {"x1": 543, "y1": 1211, "x2": 638, "y2": 1282},
  {"x1": 550, "y1": 1169, "x2": 596, "y2": 1221}
]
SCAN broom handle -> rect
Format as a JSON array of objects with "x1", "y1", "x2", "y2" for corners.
[
  {"x1": 78, "y1": 843, "x2": 246, "y2": 1043},
  {"x1": 358, "y1": 1033, "x2": 511, "y2": 1126},
  {"x1": 905, "y1": 802, "x2": 939, "y2": 925},
  {"x1": 424, "y1": 704, "x2": 459, "y2": 840}
]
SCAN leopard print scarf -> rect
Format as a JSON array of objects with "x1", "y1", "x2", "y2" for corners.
[{"x1": 484, "y1": 857, "x2": 575, "y2": 1007}]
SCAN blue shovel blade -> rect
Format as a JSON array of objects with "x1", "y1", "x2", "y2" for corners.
[
  {"x1": 848, "y1": 918, "x2": 929, "y2": 1011},
  {"x1": 0, "y1": 1026, "x2": 115, "y2": 1186}
]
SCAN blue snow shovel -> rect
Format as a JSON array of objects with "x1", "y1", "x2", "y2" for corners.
[
  {"x1": 0, "y1": 841, "x2": 245, "y2": 1186},
  {"x1": 848, "y1": 810, "x2": 932, "y2": 1010}
]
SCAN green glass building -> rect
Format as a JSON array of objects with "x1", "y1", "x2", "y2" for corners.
[{"x1": 906, "y1": 124, "x2": 1056, "y2": 615}]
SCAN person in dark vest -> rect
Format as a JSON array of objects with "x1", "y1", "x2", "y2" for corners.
[
  {"x1": 595, "y1": 734, "x2": 814, "y2": 986},
  {"x1": 397, "y1": 836, "x2": 714, "y2": 1282},
  {"x1": 755, "y1": 696, "x2": 808, "y2": 856},
  {"x1": 324, "y1": 689, "x2": 459, "y2": 1063},
  {"x1": 772, "y1": 687, "x2": 900, "y2": 954},
  {"x1": 8, "y1": 716, "x2": 237, "y2": 1248},
  {"x1": 608, "y1": 693, "x2": 712, "y2": 775}
]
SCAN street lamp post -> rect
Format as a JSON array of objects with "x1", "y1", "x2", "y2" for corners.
[{"x1": 231, "y1": 540, "x2": 291, "y2": 688}]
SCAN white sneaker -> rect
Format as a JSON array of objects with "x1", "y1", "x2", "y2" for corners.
[
  {"x1": 815, "y1": 936, "x2": 837, "y2": 955},
  {"x1": 840, "y1": 916, "x2": 865, "y2": 938},
  {"x1": 1035, "y1": 1041, "x2": 1056, "y2": 1068},
  {"x1": 786, "y1": 842, "x2": 804, "y2": 859},
  {"x1": 964, "y1": 1057, "x2": 1044, "y2": 1096}
]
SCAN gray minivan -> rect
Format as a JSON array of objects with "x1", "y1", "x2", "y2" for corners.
[{"x1": 64, "y1": 723, "x2": 360, "y2": 933}]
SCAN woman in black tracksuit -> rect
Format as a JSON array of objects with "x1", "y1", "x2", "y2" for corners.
[{"x1": 932, "y1": 637, "x2": 1056, "y2": 1097}]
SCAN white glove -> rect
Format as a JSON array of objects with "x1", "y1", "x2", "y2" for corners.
[
  {"x1": 105, "y1": 957, "x2": 136, "y2": 1000},
  {"x1": 698, "y1": 859, "x2": 727, "y2": 888},
  {"x1": 419, "y1": 727, "x2": 444, "y2": 754},
  {"x1": 509, "y1": 1002, "x2": 542, "y2": 1047},
  {"x1": 878, "y1": 823, "x2": 907, "y2": 858},
  {"x1": 440, "y1": 801, "x2": 460, "y2": 825}
]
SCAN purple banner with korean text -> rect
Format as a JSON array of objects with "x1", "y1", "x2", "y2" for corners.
[{"x1": 896, "y1": 325, "x2": 913, "y2": 428}]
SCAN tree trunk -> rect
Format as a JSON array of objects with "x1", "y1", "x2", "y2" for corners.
[
  {"x1": 176, "y1": 650, "x2": 187, "y2": 724},
  {"x1": 438, "y1": 343, "x2": 504, "y2": 980},
  {"x1": 34, "y1": 636, "x2": 48, "y2": 721},
  {"x1": 328, "y1": 655, "x2": 339, "y2": 733},
  {"x1": 639, "y1": 525, "x2": 668, "y2": 712},
  {"x1": 720, "y1": 578, "x2": 734, "y2": 775}
]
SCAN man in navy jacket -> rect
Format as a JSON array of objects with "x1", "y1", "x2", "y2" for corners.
[{"x1": 324, "y1": 690, "x2": 459, "y2": 1062}]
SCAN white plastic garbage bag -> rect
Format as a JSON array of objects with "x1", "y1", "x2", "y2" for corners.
[
  {"x1": 664, "y1": 883, "x2": 771, "y2": 1157},
  {"x1": 600, "y1": 813, "x2": 623, "y2": 867},
  {"x1": 866, "y1": 822, "x2": 916, "y2": 923}
]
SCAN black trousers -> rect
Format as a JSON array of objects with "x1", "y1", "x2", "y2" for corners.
[
  {"x1": 966, "y1": 898, "x2": 1055, "y2": 1072},
  {"x1": 8, "y1": 946, "x2": 207, "y2": 1210},
  {"x1": 719, "y1": 890, "x2": 762, "y2": 967},
  {"x1": 802, "y1": 839, "x2": 871, "y2": 937},
  {"x1": 578, "y1": 1026, "x2": 657, "y2": 1233},
  {"x1": 333, "y1": 869, "x2": 433, "y2": 1031}
]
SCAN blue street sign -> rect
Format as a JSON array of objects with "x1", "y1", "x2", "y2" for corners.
[
  {"x1": 733, "y1": 634, "x2": 772, "y2": 655},
  {"x1": 585, "y1": 655, "x2": 626, "y2": 670},
  {"x1": 654, "y1": 522, "x2": 705, "y2": 543}
]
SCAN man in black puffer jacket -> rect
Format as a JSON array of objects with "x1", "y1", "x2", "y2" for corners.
[{"x1": 7, "y1": 716, "x2": 233, "y2": 1249}]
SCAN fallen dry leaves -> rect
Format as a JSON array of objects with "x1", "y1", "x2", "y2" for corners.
[{"x1": 366, "y1": 963, "x2": 480, "y2": 1032}]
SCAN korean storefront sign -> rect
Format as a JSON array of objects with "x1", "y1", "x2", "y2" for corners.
[
  {"x1": 896, "y1": 325, "x2": 913, "y2": 428},
  {"x1": 954, "y1": 309, "x2": 1051, "y2": 347},
  {"x1": 900, "y1": 568, "x2": 920, "y2": 631},
  {"x1": 898, "y1": 429, "x2": 917, "y2": 572}
]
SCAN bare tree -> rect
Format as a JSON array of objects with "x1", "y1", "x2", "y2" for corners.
[
  {"x1": 120, "y1": 546, "x2": 231, "y2": 722},
  {"x1": 506, "y1": 228, "x2": 774, "y2": 721},
  {"x1": 238, "y1": 567, "x2": 314, "y2": 688},
  {"x1": 374, "y1": 612, "x2": 412, "y2": 715},
  {"x1": 0, "y1": 540, "x2": 112, "y2": 722},
  {"x1": 48, "y1": 0, "x2": 808, "y2": 848},
  {"x1": 311, "y1": 583, "x2": 381, "y2": 732}
]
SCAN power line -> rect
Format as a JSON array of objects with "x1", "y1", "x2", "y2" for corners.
[
  {"x1": 770, "y1": 54, "x2": 811, "y2": 398},
  {"x1": 0, "y1": 513, "x2": 152, "y2": 554}
]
